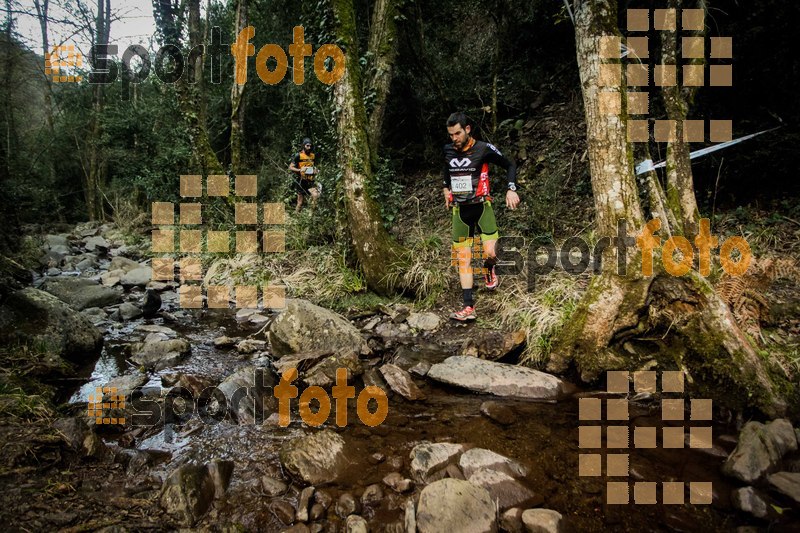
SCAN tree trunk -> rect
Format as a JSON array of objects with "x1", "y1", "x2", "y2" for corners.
[
  {"x1": 548, "y1": 0, "x2": 785, "y2": 417},
  {"x1": 229, "y1": 0, "x2": 247, "y2": 171},
  {"x1": 331, "y1": 0, "x2": 409, "y2": 296},
  {"x1": 661, "y1": 0, "x2": 701, "y2": 238},
  {"x1": 155, "y1": 0, "x2": 223, "y2": 175},
  {"x1": 365, "y1": 0, "x2": 399, "y2": 167},
  {"x1": 33, "y1": 0, "x2": 56, "y2": 188},
  {"x1": 87, "y1": 0, "x2": 110, "y2": 220}
]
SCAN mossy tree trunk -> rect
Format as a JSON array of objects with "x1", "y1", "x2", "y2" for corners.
[
  {"x1": 229, "y1": 0, "x2": 247, "y2": 172},
  {"x1": 365, "y1": 0, "x2": 399, "y2": 167},
  {"x1": 661, "y1": 0, "x2": 702, "y2": 238},
  {"x1": 331, "y1": 0, "x2": 409, "y2": 296},
  {"x1": 155, "y1": 0, "x2": 223, "y2": 176},
  {"x1": 549, "y1": 0, "x2": 786, "y2": 417}
]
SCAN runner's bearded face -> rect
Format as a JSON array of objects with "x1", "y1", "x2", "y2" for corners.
[{"x1": 447, "y1": 124, "x2": 471, "y2": 151}]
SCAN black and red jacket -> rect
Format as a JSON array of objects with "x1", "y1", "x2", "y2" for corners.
[{"x1": 441, "y1": 138, "x2": 517, "y2": 205}]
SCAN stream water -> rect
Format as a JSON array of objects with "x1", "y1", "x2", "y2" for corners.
[{"x1": 61, "y1": 301, "x2": 787, "y2": 533}]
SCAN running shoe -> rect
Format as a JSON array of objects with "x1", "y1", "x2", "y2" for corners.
[
  {"x1": 484, "y1": 264, "x2": 499, "y2": 290},
  {"x1": 450, "y1": 305, "x2": 476, "y2": 321}
]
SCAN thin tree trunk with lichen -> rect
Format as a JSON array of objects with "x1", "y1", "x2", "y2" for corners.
[
  {"x1": 661, "y1": 0, "x2": 702, "y2": 238},
  {"x1": 548, "y1": 0, "x2": 786, "y2": 417},
  {"x1": 366, "y1": 0, "x2": 399, "y2": 167},
  {"x1": 229, "y1": 0, "x2": 247, "y2": 171},
  {"x1": 332, "y1": 0, "x2": 409, "y2": 296}
]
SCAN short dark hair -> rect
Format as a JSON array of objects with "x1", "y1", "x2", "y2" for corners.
[{"x1": 446, "y1": 112, "x2": 470, "y2": 130}]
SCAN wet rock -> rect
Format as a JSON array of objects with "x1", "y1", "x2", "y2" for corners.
[
  {"x1": 407, "y1": 312, "x2": 441, "y2": 331},
  {"x1": 731, "y1": 486, "x2": 768, "y2": 518},
  {"x1": 53, "y1": 417, "x2": 109, "y2": 459},
  {"x1": 296, "y1": 486, "x2": 315, "y2": 522},
  {"x1": 249, "y1": 313, "x2": 269, "y2": 325},
  {"x1": 75, "y1": 256, "x2": 97, "y2": 271},
  {"x1": 404, "y1": 499, "x2": 416, "y2": 533},
  {"x1": 314, "y1": 489, "x2": 333, "y2": 509},
  {"x1": 336, "y1": 492, "x2": 360, "y2": 518},
  {"x1": 101, "y1": 269, "x2": 125, "y2": 287},
  {"x1": 309, "y1": 503, "x2": 325, "y2": 521},
  {"x1": 767, "y1": 472, "x2": 800, "y2": 504},
  {"x1": 380, "y1": 364, "x2": 425, "y2": 400},
  {"x1": 207, "y1": 460, "x2": 234, "y2": 498},
  {"x1": 467, "y1": 468, "x2": 538, "y2": 511},
  {"x1": 427, "y1": 356, "x2": 563, "y2": 401},
  {"x1": 119, "y1": 302, "x2": 143, "y2": 321},
  {"x1": 766, "y1": 419, "x2": 798, "y2": 456},
  {"x1": 0, "y1": 287, "x2": 103, "y2": 365},
  {"x1": 261, "y1": 476, "x2": 288, "y2": 496},
  {"x1": 40, "y1": 249, "x2": 67, "y2": 267},
  {"x1": 268, "y1": 299, "x2": 370, "y2": 357},
  {"x1": 284, "y1": 525, "x2": 310, "y2": 533},
  {"x1": 45, "y1": 234, "x2": 70, "y2": 248},
  {"x1": 235, "y1": 308, "x2": 259, "y2": 321},
  {"x1": 409, "y1": 361, "x2": 432, "y2": 377},
  {"x1": 410, "y1": 442, "x2": 466, "y2": 483},
  {"x1": 105, "y1": 372, "x2": 148, "y2": 398},
  {"x1": 383, "y1": 472, "x2": 414, "y2": 493},
  {"x1": 500, "y1": 508, "x2": 524, "y2": 533},
  {"x1": 161, "y1": 372, "x2": 216, "y2": 396},
  {"x1": 130, "y1": 333, "x2": 191, "y2": 371},
  {"x1": 141, "y1": 289, "x2": 161, "y2": 318},
  {"x1": 362, "y1": 316, "x2": 381, "y2": 331},
  {"x1": 308, "y1": 524, "x2": 324, "y2": 533},
  {"x1": 375, "y1": 322, "x2": 407, "y2": 338},
  {"x1": 43, "y1": 277, "x2": 122, "y2": 310},
  {"x1": 110, "y1": 256, "x2": 141, "y2": 273},
  {"x1": 459, "y1": 448, "x2": 528, "y2": 479},
  {"x1": 236, "y1": 339, "x2": 267, "y2": 354},
  {"x1": 280, "y1": 430, "x2": 351, "y2": 484},
  {"x1": 160, "y1": 463, "x2": 222, "y2": 526},
  {"x1": 445, "y1": 464, "x2": 465, "y2": 480},
  {"x1": 271, "y1": 500, "x2": 296, "y2": 525},
  {"x1": 362, "y1": 368, "x2": 390, "y2": 391},
  {"x1": 521, "y1": 509, "x2": 563, "y2": 533},
  {"x1": 460, "y1": 329, "x2": 526, "y2": 361},
  {"x1": 345, "y1": 514, "x2": 368, "y2": 533},
  {"x1": 213, "y1": 336, "x2": 237, "y2": 347},
  {"x1": 392, "y1": 343, "x2": 454, "y2": 370},
  {"x1": 416, "y1": 478, "x2": 496, "y2": 533},
  {"x1": 135, "y1": 324, "x2": 178, "y2": 336},
  {"x1": 304, "y1": 351, "x2": 364, "y2": 387},
  {"x1": 120, "y1": 267, "x2": 152, "y2": 288},
  {"x1": 480, "y1": 401, "x2": 515, "y2": 426},
  {"x1": 361, "y1": 483, "x2": 383, "y2": 507},
  {"x1": 273, "y1": 351, "x2": 332, "y2": 376},
  {"x1": 217, "y1": 366, "x2": 277, "y2": 424},
  {"x1": 81, "y1": 306, "x2": 108, "y2": 324},
  {"x1": 723, "y1": 419, "x2": 798, "y2": 483},
  {"x1": 84, "y1": 236, "x2": 109, "y2": 252},
  {"x1": 391, "y1": 304, "x2": 411, "y2": 323}
]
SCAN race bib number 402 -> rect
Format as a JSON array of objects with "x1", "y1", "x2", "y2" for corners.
[{"x1": 450, "y1": 175, "x2": 473, "y2": 193}]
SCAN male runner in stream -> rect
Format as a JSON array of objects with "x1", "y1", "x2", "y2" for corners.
[{"x1": 442, "y1": 112, "x2": 520, "y2": 321}]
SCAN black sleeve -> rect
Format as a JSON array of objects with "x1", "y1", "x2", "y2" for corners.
[
  {"x1": 291, "y1": 153, "x2": 300, "y2": 166},
  {"x1": 441, "y1": 146, "x2": 450, "y2": 188},
  {"x1": 485, "y1": 144, "x2": 517, "y2": 187}
]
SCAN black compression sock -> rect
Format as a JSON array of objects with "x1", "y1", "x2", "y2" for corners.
[{"x1": 463, "y1": 288, "x2": 474, "y2": 307}]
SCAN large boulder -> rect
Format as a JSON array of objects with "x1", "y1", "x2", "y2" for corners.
[
  {"x1": 160, "y1": 460, "x2": 233, "y2": 526},
  {"x1": 410, "y1": 442, "x2": 466, "y2": 483},
  {"x1": 722, "y1": 419, "x2": 798, "y2": 483},
  {"x1": 121, "y1": 267, "x2": 153, "y2": 288},
  {"x1": 467, "y1": 468, "x2": 538, "y2": 511},
  {"x1": 130, "y1": 333, "x2": 191, "y2": 370},
  {"x1": 427, "y1": 356, "x2": 564, "y2": 401},
  {"x1": 767, "y1": 472, "x2": 800, "y2": 505},
  {"x1": 0, "y1": 287, "x2": 102, "y2": 365},
  {"x1": 268, "y1": 299, "x2": 369, "y2": 357},
  {"x1": 43, "y1": 277, "x2": 122, "y2": 310},
  {"x1": 459, "y1": 448, "x2": 528, "y2": 479},
  {"x1": 110, "y1": 256, "x2": 142, "y2": 273},
  {"x1": 216, "y1": 366, "x2": 277, "y2": 424},
  {"x1": 416, "y1": 478, "x2": 497, "y2": 533},
  {"x1": 279, "y1": 429, "x2": 351, "y2": 485}
]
